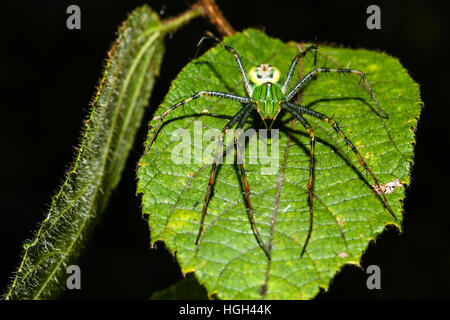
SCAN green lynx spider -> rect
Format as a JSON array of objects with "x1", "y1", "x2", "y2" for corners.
[{"x1": 144, "y1": 32, "x2": 396, "y2": 260}]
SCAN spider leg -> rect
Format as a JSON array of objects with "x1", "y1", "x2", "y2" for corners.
[
  {"x1": 234, "y1": 111, "x2": 271, "y2": 259},
  {"x1": 197, "y1": 32, "x2": 254, "y2": 96},
  {"x1": 196, "y1": 103, "x2": 270, "y2": 259},
  {"x1": 285, "y1": 68, "x2": 389, "y2": 119},
  {"x1": 281, "y1": 102, "x2": 316, "y2": 257},
  {"x1": 144, "y1": 91, "x2": 252, "y2": 154},
  {"x1": 284, "y1": 101, "x2": 397, "y2": 220},
  {"x1": 196, "y1": 103, "x2": 253, "y2": 245},
  {"x1": 281, "y1": 43, "x2": 318, "y2": 93}
]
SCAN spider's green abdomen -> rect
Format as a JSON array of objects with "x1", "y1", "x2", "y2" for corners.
[{"x1": 252, "y1": 83, "x2": 284, "y2": 121}]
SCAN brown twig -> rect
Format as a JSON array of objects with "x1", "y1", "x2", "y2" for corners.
[{"x1": 195, "y1": 0, "x2": 235, "y2": 36}]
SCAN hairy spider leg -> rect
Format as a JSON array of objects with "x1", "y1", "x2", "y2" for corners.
[
  {"x1": 281, "y1": 43, "x2": 318, "y2": 93},
  {"x1": 196, "y1": 103, "x2": 251, "y2": 244},
  {"x1": 284, "y1": 68, "x2": 389, "y2": 119},
  {"x1": 284, "y1": 102, "x2": 397, "y2": 221},
  {"x1": 234, "y1": 108, "x2": 271, "y2": 259},
  {"x1": 196, "y1": 103, "x2": 271, "y2": 259},
  {"x1": 197, "y1": 32, "x2": 254, "y2": 96},
  {"x1": 281, "y1": 102, "x2": 316, "y2": 257},
  {"x1": 144, "y1": 91, "x2": 252, "y2": 155}
]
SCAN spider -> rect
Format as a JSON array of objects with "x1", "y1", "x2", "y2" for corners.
[{"x1": 144, "y1": 32, "x2": 396, "y2": 260}]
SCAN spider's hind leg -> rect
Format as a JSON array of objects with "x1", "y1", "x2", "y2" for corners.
[
  {"x1": 281, "y1": 102, "x2": 316, "y2": 257},
  {"x1": 196, "y1": 103, "x2": 270, "y2": 259},
  {"x1": 284, "y1": 101, "x2": 397, "y2": 221}
]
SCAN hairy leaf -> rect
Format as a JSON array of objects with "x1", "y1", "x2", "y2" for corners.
[
  {"x1": 138, "y1": 29, "x2": 422, "y2": 299},
  {"x1": 5, "y1": 5, "x2": 165, "y2": 300}
]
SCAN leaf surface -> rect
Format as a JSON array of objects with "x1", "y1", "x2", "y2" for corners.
[{"x1": 138, "y1": 29, "x2": 422, "y2": 299}]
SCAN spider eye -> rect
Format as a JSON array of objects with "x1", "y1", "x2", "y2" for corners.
[{"x1": 257, "y1": 74, "x2": 262, "y2": 79}]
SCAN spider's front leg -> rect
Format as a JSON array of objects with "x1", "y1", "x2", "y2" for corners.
[
  {"x1": 282, "y1": 43, "x2": 318, "y2": 93},
  {"x1": 144, "y1": 91, "x2": 252, "y2": 154},
  {"x1": 285, "y1": 67, "x2": 389, "y2": 119},
  {"x1": 198, "y1": 32, "x2": 254, "y2": 97},
  {"x1": 196, "y1": 103, "x2": 270, "y2": 259}
]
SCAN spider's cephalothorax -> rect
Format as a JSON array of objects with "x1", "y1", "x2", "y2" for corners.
[
  {"x1": 145, "y1": 33, "x2": 396, "y2": 260},
  {"x1": 248, "y1": 64, "x2": 283, "y2": 129}
]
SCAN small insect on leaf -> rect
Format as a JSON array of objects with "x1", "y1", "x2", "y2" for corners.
[
  {"x1": 372, "y1": 178, "x2": 403, "y2": 194},
  {"x1": 138, "y1": 29, "x2": 422, "y2": 299}
]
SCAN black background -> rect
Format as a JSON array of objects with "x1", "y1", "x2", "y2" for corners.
[{"x1": 1, "y1": 0, "x2": 449, "y2": 299}]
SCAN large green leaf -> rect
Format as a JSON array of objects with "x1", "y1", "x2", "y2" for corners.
[{"x1": 138, "y1": 29, "x2": 422, "y2": 299}]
